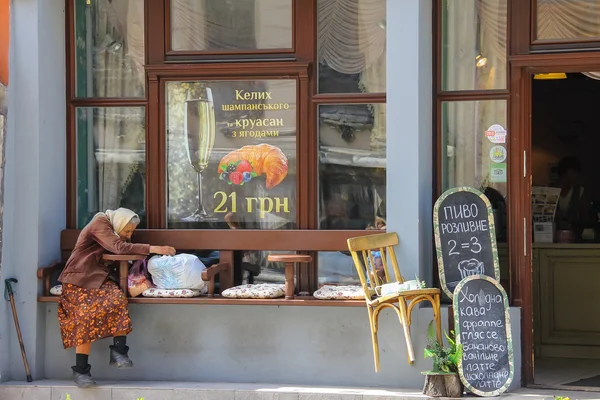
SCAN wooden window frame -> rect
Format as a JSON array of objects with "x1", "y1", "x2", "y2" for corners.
[{"x1": 65, "y1": 0, "x2": 386, "y2": 299}]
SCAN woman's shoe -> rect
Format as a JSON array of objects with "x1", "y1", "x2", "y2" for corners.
[
  {"x1": 109, "y1": 345, "x2": 133, "y2": 368},
  {"x1": 71, "y1": 365, "x2": 96, "y2": 388}
]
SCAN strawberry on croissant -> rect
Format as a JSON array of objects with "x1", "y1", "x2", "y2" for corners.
[{"x1": 218, "y1": 144, "x2": 289, "y2": 189}]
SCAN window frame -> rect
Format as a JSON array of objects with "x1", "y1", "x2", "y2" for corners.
[
  {"x1": 511, "y1": 0, "x2": 600, "y2": 54},
  {"x1": 66, "y1": 0, "x2": 387, "y2": 296}
]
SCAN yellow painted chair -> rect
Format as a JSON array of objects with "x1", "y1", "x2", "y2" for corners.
[{"x1": 347, "y1": 232, "x2": 442, "y2": 371}]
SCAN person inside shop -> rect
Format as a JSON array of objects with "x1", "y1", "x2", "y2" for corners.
[
  {"x1": 555, "y1": 156, "x2": 590, "y2": 241},
  {"x1": 57, "y1": 208, "x2": 176, "y2": 388}
]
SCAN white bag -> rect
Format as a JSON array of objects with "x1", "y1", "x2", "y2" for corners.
[{"x1": 147, "y1": 253, "x2": 207, "y2": 290}]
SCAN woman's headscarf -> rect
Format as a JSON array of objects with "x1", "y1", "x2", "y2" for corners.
[{"x1": 96, "y1": 208, "x2": 140, "y2": 235}]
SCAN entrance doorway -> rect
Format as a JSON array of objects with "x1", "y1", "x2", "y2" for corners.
[
  {"x1": 530, "y1": 72, "x2": 600, "y2": 388},
  {"x1": 511, "y1": 56, "x2": 600, "y2": 389}
]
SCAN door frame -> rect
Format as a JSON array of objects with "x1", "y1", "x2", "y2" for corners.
[{"x1": 509, "y1": 52, "x2": 600, "y2": 387}]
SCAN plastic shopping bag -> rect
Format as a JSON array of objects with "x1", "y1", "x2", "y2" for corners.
[
  {"x1": 128, "y1": 259, "x2": 154, "y2": 297},
  {"x1": 147, "y1": 253, "x2": 207, "y2": 290}
]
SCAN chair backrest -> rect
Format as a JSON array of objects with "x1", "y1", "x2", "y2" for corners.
[{"x1": 347, "y1": 232, "x2": 404, "y2": 300}]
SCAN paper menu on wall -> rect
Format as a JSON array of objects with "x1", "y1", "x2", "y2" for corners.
[{"x1": 532, "y1": 186, "x2": 561, "y2": 223}]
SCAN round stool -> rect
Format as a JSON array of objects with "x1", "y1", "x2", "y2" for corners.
[{"x1": 267, "y1": 254, "x2": 312, "y2": 299}]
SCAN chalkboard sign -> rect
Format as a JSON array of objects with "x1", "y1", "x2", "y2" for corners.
[
  {"x1": 454, "y1": 275, "x2": 513, "y2": 397},
  {"x1": 433, "y1": 187, "x2": 500, "y2": 298}
]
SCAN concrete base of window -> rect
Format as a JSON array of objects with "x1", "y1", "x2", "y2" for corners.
[{"x1": 0, "y1": 380, "x2": 594, "y2": 400}]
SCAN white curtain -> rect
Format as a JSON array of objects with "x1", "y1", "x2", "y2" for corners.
[
  {"x1": 537, "y1": 0, "x2": 600, "y2": 40},
  {"x1": 88, "y1": 0, "x2": 145, "y2": 213}
]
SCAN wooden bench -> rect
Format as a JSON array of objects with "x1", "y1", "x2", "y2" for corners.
[
  {"x1": 37, "y1": 254, "x2": 234, "y2": 301},
  {"x1": 36, "y1": 229, "x2": 375, "y2": 306}
]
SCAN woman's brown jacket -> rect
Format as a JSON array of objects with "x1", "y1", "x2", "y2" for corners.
[{"x1": 58, "y1": 214, "x2": 150, "y2": 289}]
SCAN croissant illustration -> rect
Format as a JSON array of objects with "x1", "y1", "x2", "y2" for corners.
[{"x1": 218, "y1": 144, "x2": 288, "y2": 189}]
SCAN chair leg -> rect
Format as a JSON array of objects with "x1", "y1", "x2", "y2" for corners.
[
  {"x1": 434, "y1": 294, "x2": 443, "y2": 344},
  {"x1": 368, "y1": 307, "x2": 381, "y2": 372},
  {"x1": 399, "y1": 302, "x2": 415, "y2": 364}
]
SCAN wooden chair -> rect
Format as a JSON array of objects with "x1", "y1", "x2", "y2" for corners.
[{"x1": 347, "y1": 232, "x2": 442, "y2": 371}]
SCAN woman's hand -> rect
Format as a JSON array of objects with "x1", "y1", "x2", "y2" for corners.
[{"x1": 150, "y1": 245, "x2": 176, "y2": 256}]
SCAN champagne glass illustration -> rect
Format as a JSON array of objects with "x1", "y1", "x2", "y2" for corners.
[{"x1": 182, "y1": 87, "x2": 217, "y2": 222}]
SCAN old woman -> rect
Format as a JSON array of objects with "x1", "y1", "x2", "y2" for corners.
[{"x1": 58, "y1": 208, "x2": 175, "y2": 388}]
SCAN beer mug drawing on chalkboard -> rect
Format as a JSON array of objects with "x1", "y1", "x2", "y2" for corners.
[{"x1": 458, "y1": 258, "x2": 485, "y2": 279}]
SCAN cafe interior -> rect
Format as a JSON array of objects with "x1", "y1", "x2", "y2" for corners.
[{"x1": 524, "y1": 72, "x2": 600, "y2": 387}]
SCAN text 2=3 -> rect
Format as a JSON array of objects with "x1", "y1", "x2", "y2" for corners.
[{"x1": 448, "y1": 237, "x2": 482, "y2": 256}]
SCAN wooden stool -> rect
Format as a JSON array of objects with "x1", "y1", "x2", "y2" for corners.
[
  {"x1": 267, "y1": 254, "x2": 312, "y2": 299},
  {"x1": 102, "y1": 254, "x2": 146, "y2": 293}
]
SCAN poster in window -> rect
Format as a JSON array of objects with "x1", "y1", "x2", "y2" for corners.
[{"x1": 167, "y1": 79, "x2": 297, "y2": 230}]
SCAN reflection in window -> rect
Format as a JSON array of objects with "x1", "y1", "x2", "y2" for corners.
[
  {"x1": 441, "y1": 100, "x2": 507, "y2": 242},
  {"x1": 318, "y1": 252, "x2": 361, "y2": 286},
  {"x1": 170, "y1": 0, "x2": 293, "y2": 51},
  {"x1": 441, "y1": 0, "x2": 507, "y2": 91},
  {"x1": 318, "y1": 104, "x2": 386, "y2": 230},
  {"x1": 317, "y1": 0, "x2": 386, "y2": 93},
  {"x1": 166, "y1": 80, "x2": 297, "y2": 229},
  {"x1": 239, "y1": 251, "x2": 295, "y2": 285},
  {"x1": 74, "y1": 0, "x2": 144, "y2": 98},
  {"x1": 76, "y1": 107, "x2": 146, "y2": 228},
  {"x1": 537, "y1": 0, "x2": 600, "y2": 41}
]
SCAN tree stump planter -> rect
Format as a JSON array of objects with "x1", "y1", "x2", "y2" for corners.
[{"x1": 422, "y1": 371, "x2": 464, "y2": 398}]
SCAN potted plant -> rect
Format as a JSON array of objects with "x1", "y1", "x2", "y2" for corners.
[{"x1": 422, "y1": 320, "x2": 464, "y2": 397}]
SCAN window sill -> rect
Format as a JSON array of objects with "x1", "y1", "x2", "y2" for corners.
[{"x1": 38, "y1": 295, "x2": 364, "y2": 307}]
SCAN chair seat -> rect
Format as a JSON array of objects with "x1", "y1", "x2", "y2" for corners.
[{"x1": 368, "y1": 287, "x2": 441, "y2": 306}]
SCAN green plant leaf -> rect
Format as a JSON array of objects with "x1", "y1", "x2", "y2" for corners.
[
  {"x1": 424, "y1": 348, "x2": 436, "y2": 359},
  {"x1": 220, "y1": 164, "x2": 227, "y2": 171},
  {"x1": 427, "y1": 320, "x2": 436, "y2": 341},
  {"x1": 446, "y1": 331, "x2": 455, "y2": 346}
]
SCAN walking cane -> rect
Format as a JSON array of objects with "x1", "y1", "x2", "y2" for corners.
[{"x1": 4, "y1": 278, "x2": 33, "y2": 382}]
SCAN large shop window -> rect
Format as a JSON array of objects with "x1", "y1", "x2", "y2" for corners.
[
  {"x1": 76, "y1": 107, "x2": 147, "y2": 228},
  {"x1": 318, "y1": 103, "x2": 386, "y2": 230},
  {"x1": 68, "y1": 0, "x2": 387, "y2": 296},
  {"x1": 435, "y1": 1, "x2": 508, "y2": 296}
]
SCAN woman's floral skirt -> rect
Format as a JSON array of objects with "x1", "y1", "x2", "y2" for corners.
[{"x1": 58, "y1": 281, "x2": 132, "y2": 348}]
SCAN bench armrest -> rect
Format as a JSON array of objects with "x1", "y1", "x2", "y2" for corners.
[
  {"x1": 201, "y1": 262, "x2": 233, "y2": 298},
  {"x1": 37, "y1": 263, "x2": 64, "y2": 296}
]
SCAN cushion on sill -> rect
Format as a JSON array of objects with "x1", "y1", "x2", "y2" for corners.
[
  {"x1": 313, "y1": 285, "x2": 365, "y2": 300},
  {"x1": 221, "y1": 284, "x2": 285, "y2": 299},
  {"x1": 141, "y1": 288, "x2": 205, "y2": 298},
  {"x1": 50, "y1": 284, "x2": 62, "y2": 296}
]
